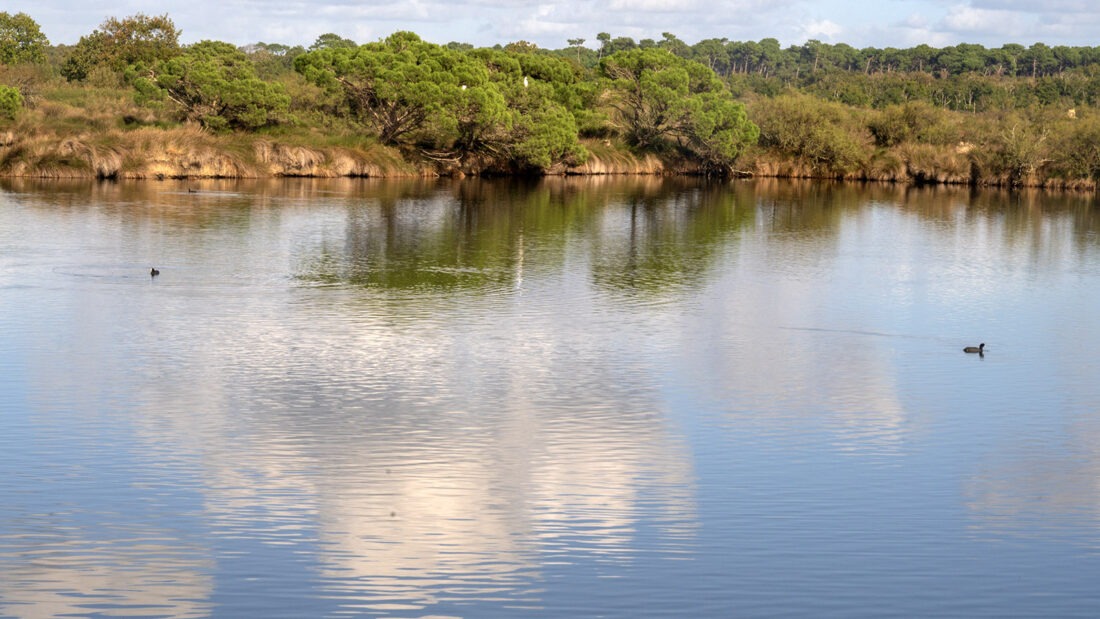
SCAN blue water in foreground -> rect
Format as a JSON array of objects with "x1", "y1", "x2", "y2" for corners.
[{"x1": 2, "y1": 177, "x2": 1100, "y2": 617}]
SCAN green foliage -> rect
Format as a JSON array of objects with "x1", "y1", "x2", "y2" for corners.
[
  {"x1": 294, "y1": 32, "x2": 586, "y2": 171},
  {"x1": 680, "y1": 91, "x2": 759, "y2": 167},
  {"x1": 23, "y1": 18, "x2": 1100, "y2": 183},
  {"x1": 659, "y1": 33, "x2": 691, "y2": 59},
  {"x1": 0, "y1": 84, "x2": 23, "y2": 120},
  {"x1": 62, "y1": 14, "x2": 180, "y2": 81},
  {"x1": 510, "y1": 103, "x2": 587, "y2": 169},
  {"x1": 751, "y1": 93, "x2": 867, "y2": 173},
  {"x1": 309, "y1": 33, "x2": 356, "y2": 51},
  {"x1": 136, "y1": 40, "x2": 289, "y2": 131},
  {"x1": 441, "y1": 59, "x2": 510, "y2": 152},
  {"x1": 1048, "y1": 114, "x2": 1100, "y2": 181},
  {"x1": 600, "y1": 48, "x2": 757, "y2": 168},
  {"x1": 504, "y1": 40, "x2": 539, "y2": 54},
  {"x1": 693, "y1": 38, "x2": 730, "y2": 75},
  {"x1": 243, "y1": 42, "x2": 307, "y2": 80},
  {"x1": 868, "y1": 101, "x2": 957, "y2": 147},
  {"x1": 803, "y1": 71, "x2": 872, "y2": 106},
  {"x1": 60, "y1": 34, "x2": 105, "y2": 82},
  {"x1": 984, "y1": 115, "x2": 1050, "y2": 185},
  {"x1": 295, "y1": 32, "x2": 481, "y2": 144},
  {"x1": 601, "y1": 48, "x2": 716, "y2": 146},
  {"x1": 473, "y1": 48, "x2": 587, "y2": 169},
  {"x1": 485, "y1": 47, "x2": 604, "y2": 135},
  {"x1": 0, "y1": 12, "x2": 48, "y2": 65}
]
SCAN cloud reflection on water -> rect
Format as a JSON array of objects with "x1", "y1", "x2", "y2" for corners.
[{"x1": 4, "y1": 177, "x2": 1100, "y2": 615}]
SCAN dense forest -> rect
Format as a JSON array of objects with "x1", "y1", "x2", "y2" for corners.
[{"x1": 3, "y1": 11, "x2": 1100, "y2": 188}]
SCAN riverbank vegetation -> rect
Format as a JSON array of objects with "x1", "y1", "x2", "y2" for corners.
[{"x1": 3, "y1": 11, "x2": 1100, "y2": 188}]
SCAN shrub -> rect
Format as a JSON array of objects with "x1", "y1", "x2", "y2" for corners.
[
  {"x1": 1046, "y1": 114, "x2": 1100, "y2": 181},
  {"x1": 750, "y1": 92, "x2": 867, "y2": 173},
  {"x1": 0, "y1": 84, "x2": 23, "y2": 120},
  {"x1": 868, "y1": 101, "x2": 958, "y2": 147}
]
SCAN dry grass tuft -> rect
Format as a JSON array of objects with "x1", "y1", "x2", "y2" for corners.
[
  {"x1": 568, "y1": 139, "x2": 667, "y2": 174},
  {"x1": 897, "y1": 143, "x2": 972, "y2": 184}
]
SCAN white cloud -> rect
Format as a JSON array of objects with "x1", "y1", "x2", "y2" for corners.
[
  {"x1": 902, "y1": 13, "x2": 929, "y2": 29},
  {"x1": 970, "y1": 0, "x2": 1092, "y2": 12},
  {"x1": 940, "y1": 6, "x2": 1020, "y2": 33},
  {"x1": 927, "y1": 2, "x2": 1100, "y2": 45},
  {"x1": 801, "y1": 19, "x2": 844, "y2": 41},
  {"x1": 607, "y1": 0, "x2": 704, "y2": 11}
]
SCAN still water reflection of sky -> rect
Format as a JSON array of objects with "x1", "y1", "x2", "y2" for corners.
[{"x1": 2, "y1": 178, "x2": 1100, "y2": 617}]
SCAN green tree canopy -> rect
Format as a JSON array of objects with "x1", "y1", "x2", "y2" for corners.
[
  {"x1": 294, "y1": 31, "x2": 490, "y2": 145},
  {"x1": 693, "y1": 38, "x2": 730, "y2": 74},
  {"x1": 294, "y1": 34, "x2": 588, "y2": 170},
  {"x1": 136, "y1": 40, "x2": 289, "y2": 131},
  {"x1": 600, "y1": 48, "x2": 758, "y2": 169},
  {"x1": 62, "y1": 13, "x2": 180, "y2": 81},
  {"x1": 0, "y1": 12, "x2": 48, "y2": 65},
  {"x1": 309, "y1": 33, "x2": 356, "y2": 51},
  {"x1": 471, "y1": 48, "x2": 588, "y2": 170},
  {"x1": 659, "y1": 32, "x2": 690, "y2": 59}
]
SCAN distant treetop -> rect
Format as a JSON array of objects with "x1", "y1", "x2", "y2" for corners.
[{"x1": 0, "y1": 12, "x2": 49, "y2": 65}]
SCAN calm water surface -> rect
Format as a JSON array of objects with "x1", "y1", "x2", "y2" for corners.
[{"x1": 2, "y1": 177, "x2": 1100, "y2": 618}]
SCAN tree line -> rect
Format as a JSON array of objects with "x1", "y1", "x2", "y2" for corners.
[
  {"x1": 582, "y1": 34, "x2": 1100, "y2": 79},
  {"x1": 3, "y1": 11, "x2": 1100, "y2": 186},
  {"x1": 0, "y1": 12, "x2": 758, "y2": 174}
]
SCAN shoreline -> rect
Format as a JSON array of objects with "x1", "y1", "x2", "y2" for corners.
[{"x1": 1, "y1": 131, "x2": 1096, "y2": 191}]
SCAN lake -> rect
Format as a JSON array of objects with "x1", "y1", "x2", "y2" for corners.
[{"x1": 2, "y1": 176, "x2": 1100, "y2": 618}]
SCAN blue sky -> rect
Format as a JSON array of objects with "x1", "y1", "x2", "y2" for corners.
[{"x1": 8, "y1": 0, "x2": 1100, "y2": 50}]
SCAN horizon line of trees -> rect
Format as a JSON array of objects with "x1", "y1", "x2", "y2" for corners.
[
  {"x1": 6, "y1": 10, "x2": 1100, "y2": 88},
  {"x1": 245, "y1": 33, "x2": 1100, "y2": 113},
  {"x1": 582, "y1": 34, "x2": 1100, "y2": 79},
  {"x1": 8, "y1": 9, "x2": 1100, "y2": 79},
  {"x1": 4, "y1": 11, "x2": 1100, "y2": 185}
]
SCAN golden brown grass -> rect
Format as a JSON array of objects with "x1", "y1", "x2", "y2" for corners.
[
  {"x1": 0, "y1": 120, "x2": 428, "y2": 179},
  {"x1": 569, "y1": 138, "x2": 668, "y2": 175}
]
